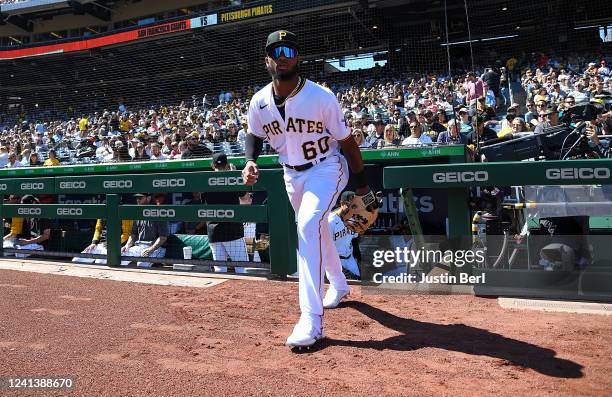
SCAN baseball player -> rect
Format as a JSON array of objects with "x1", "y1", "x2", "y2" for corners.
[
  {"x1": 3, "y1": 195, "x2": 23, "y2": 255},
  {"x1": 207, "y1": 153, "x2": 247, "y2": 273},
  {"x1": 72, "y1": 218, "x2": 133, "y2": 264},
  {"x1": 327, "y1": 191, "x2": 361, "y2": 283},
  {"x1": 120, "y1": 193, "x2": 168, "y2": 268},
  {"x1": 8, "y1": 195, "x2": 51, "y2": 257},
  {"x1": 242, "y1": 30, "x2": 377, "y2": 348}
]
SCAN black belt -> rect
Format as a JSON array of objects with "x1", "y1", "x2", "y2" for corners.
[
  {"x1": 283, "y1": 156, "x2": 327, "y2": 172},
  {"x1": 339, "y1": 255, "x2": 351, "y2": 260}
]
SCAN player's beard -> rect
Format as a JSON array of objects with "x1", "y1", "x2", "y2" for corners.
[{"x1": 268, "y1": 62, "x2": 299, "y2": 81}]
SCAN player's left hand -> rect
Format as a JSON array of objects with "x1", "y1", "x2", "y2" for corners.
[{"x1": 141, "y1": 248, "x2": 153, "y2": 257}]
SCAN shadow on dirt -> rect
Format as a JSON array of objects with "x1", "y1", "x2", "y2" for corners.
[{"x1": 316, "y1": 301, "x2": 583, "y2": 378}]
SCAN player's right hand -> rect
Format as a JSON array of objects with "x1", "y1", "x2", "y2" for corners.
[
  {"x1": 242, "y1": 160, "x2": 259, "y2": 186},
  {"x1": 84, "y1": 243, "x2": 97, "y2": 253}
]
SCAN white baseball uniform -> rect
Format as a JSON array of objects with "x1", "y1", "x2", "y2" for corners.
[
  {"x1": 248, "y1": 78, "x2": 350, "y2": 323},
  {"x1": 244, "y1": 222, "x2": 261, "y2": 263},
  {"x1": 72, "y1": 243, "x2": 109, "y2": 264},
  {"x1": 328, "y1": 212, "x2": 360, "y2": 277},
  {"x1": 3, "y1": 240, "x2": 44, "y2": 258}
]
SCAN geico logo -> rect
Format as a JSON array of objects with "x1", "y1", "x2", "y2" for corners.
[
  {"x1": 208, "y1": 177, "x2": 244, "y2": 186},
  {"x1": 59, "y1": 181, "x2": 86, "y2": 189},
  {"x1": 143, "y1": 209, "x2": 176, "y2": 218},
  {"x1": 152, "y1": 179, "x2": 186, "y2": 188},
  {"x1": 20, "y1": 183, "x2": 44, "y2": 190},
  {"x1": 432, "y1": 171, "x2": 489, "y2": 183},
  {"x1": 103, "y1": 180, "x2": 133, "y2": 189},
  {"x1": 17, "y1": 208, "x2": 42, "y2": 215},
  {"x1": 546, "y1": 168, "x2": 611, "y2": 180},
  {"x1": 197, "y1": 209, "x2": 235, "y2": 218},
  {"x1": 57, "y1": 208, "x2": 83, "y2": 216},
  {"x1": 0, "y1": 184, "x2": 7, "y2": 190}
]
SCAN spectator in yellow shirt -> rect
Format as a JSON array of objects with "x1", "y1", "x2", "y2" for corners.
[
  {"x1": 119, "y1": 115, "x2": 131, "y2": 132},
  {"x1": 43, "y1": 149, "x2": 60, "y2": 166},
  {"x1": 79, "y1": 116, "x2": 89, "y2": 132}
]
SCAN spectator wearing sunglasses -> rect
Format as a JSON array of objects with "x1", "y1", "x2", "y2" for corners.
[
  {"x1": 132, "y1": 141, "x2": 150, "y2": 161},
  {"x1": 402, "y1": 122, "x2": 433, "y2": 145},
  {"x1": 351, "y1": 129, "x2": 368, "y2": 149},
  {"x1": 524, "y1": 101, "x2": 538, "y2": 125},
  {"x1": 182, "y1": 132, "x2": 212, "y2": 159},
  {"x1": 559, "y1": 96, "x2": 575, "y2": 119},
  {"x1": 534, "y1": 106, "x2": 560, "y2": 134}
]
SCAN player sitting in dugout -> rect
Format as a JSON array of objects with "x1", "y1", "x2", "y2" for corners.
[
  {"x1": 3, "y1": 195, "x2": 51, "y2": 257},
  {"x1": 120, "y1": 193, "x2": 169, "y2": 268},
  {"x1": 72, "y1": 218, "x2": 133, "y2": 265},
  {"x1": 3, "y1": 194, "x2": 23, "y2": 254}
]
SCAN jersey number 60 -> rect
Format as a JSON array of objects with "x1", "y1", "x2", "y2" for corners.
[{"x1": 302, "y1": 136, "x2": 330, "y2": 160}]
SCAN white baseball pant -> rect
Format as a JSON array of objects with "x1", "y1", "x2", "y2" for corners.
[
  {"x1": 72, "y1": 243, "x2": 109, "y2": 264},
  {"x1": 3, "y1": 240, "x2": 44, "y2": 258},
  {"x1": 120, "y1": 243, "x2": 166, "y2": 268},
  {"x1": 340, "y1": 256, "x2": 360, "y2": 278},
  {"x1": 284, "y1": 154, "x2": 349, "y2": 319},
  {"x1": 211, "y1": 237, "x2": 248, "y2": 273}
]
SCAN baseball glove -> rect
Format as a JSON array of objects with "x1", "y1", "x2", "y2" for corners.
[
  {"x1": 339, "y1": 190, "x2": 379, "y2": 234},
  {"x1": 255, "y1": 234, "x2": 270, "y2": 251}
]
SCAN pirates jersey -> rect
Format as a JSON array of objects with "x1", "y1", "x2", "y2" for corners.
[
  {"x1": 328, "y1": 212, "x2": 357, "y2": 259},
  {"x1": 247, "y1": 78, "x2": 350, "y2": 166}
]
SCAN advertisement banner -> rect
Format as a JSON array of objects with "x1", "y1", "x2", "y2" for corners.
[
  {"x1": 348, "y1": 165, "x2": 448, "y2": 235},
  {"x1": 0, "y1": 19, "x2": 191, "y2": 60}
]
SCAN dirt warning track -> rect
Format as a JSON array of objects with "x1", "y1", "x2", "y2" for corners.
[{"x1": 0, "y1": 269, "x2": 610, "y2": 396}]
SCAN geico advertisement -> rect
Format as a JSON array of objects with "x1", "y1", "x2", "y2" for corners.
[
  {"x1": 140, "y1": 208, "x2": 235, "y2": 219},
  {"x1": 15, "y1": 207, "x2": 86, "y2": 216},
  {"x1": 19, "y1": 182, "x2": 47, "y2": 190}
]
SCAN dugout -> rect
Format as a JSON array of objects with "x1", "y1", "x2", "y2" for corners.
[
  {"x1": 0, "y1": 146, "x2": 465, "y2": 276},
  {"x1": 383, "y1": 159, "x2": 612, "y2": 302}
]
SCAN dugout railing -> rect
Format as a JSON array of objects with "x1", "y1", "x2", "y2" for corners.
[
  {"x1": 383, "y1": 159, "x2": 612, "y2": 301},
  {"x1": 0, "y1": 169, "x2": 298, "y2": 277}
]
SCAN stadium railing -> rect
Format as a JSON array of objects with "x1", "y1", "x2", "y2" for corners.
[{"x1": 0, "y1": 169, "x2": 298, "y2": 277}]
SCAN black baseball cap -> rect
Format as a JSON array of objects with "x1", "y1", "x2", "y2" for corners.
[
  {"x1": 212, "y1": 152, "x2": 228, "y2": 168},
  {"x1": 21, "y1": 195, "x2": 39, "y2": 204},
  {"x1": 266, "y1": 30, "x2": 299, "y2": 52}
]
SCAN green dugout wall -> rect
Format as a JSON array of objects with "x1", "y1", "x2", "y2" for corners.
[
  {"x1": 0, "y1": 169, "x2": 297, "y2": 276},
  {"x1": 384, "y1": 159, "x2": 612, "y2": 301}
]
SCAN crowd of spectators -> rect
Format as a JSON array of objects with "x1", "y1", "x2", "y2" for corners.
[
  {"x1": 1, "y1": 52, "x2": 611, "y2": 169},
  {"x1": 0, "y1": 0, "x2": 30, "y2": 4}
]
